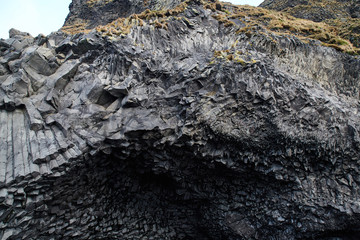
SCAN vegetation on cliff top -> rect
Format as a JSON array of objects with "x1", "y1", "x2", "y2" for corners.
[
  {"x1": 259, "y1": 0, "x2": 360, "y2": 49},
  {"x1": 61, "y1": 0, "x2": 360, "y2": 55},
  {"x1": 225, "y1": 3, "x2": 360, "y2": 55},
  {"x1": 260, "y1": 0, "x2": 356, "y2": 20}
]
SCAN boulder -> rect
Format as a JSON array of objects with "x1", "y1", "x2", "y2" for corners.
[
  {"x1": 9, "y1": 28, "x2": 32, "y2": 39},
  {"x1": 23, "y1": 47, "x2": 59, "y2": 76}
]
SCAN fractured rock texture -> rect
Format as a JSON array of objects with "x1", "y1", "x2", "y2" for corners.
[
  {"x1": 259, "y1": 0, "x2": 360, "y2": 48},
  {"x1": 1, "y1": 1, "x2": 360, "y2": 239},
  {"x1": 259, "y1": 0, "x2": 360, "y2": 21},
  {"x1": 64, "y1": 0, "x2": 183, "y2": 29}
]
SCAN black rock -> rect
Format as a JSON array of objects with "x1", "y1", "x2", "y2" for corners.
[{"x1": 0, "y1": 0, "x2": 359, "y2": 240}]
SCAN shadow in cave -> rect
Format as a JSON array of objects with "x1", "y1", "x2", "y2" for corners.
[
  {"x1": 27, "y1": 152, "x2": 216, "y2": 239},
  {"x1": 22, "y1": 146, "x2": 360, "y2": 240},
  {"x1": 315, "y1": 230, "x2": 360, "y2": 240}
]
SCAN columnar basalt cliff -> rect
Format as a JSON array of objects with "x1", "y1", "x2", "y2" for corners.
[{"x1": 1, "y1": 0, "x2": 360, "y2": 239}]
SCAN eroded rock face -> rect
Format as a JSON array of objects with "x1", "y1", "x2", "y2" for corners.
[
  {"x1": 1, "y1": 0, "x2": 360, "y2": 239},
  {"x1": 64, "y1": 0, "x2": 183, "y2": 29},
  {"x1": 350, "y1": 0, "x2": 360, "y2": 18},
  {"x1": 259, "y1": 0, "x2": 360, "y2": 49},
  {"x1": 259, "y1": 0, "x2": 359, "y2": 22}
]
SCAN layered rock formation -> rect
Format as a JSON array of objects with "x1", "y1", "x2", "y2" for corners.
[{"x1": 1, "y1": 0, "x2": 360, "y2": 239}]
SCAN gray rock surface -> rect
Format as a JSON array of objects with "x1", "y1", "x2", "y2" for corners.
[
  {"x1": 259, "y1": 0, "x2": 360, "y2": 49},
  {"x1": 64, "y1": 0, "x2": 183, "y2": 29},
  {"x1": 0, "y1": 0, "x2": 360, "y2": 239},
  {"x1": 259, "y1": 0, "x2": 359, "y2": 22}
]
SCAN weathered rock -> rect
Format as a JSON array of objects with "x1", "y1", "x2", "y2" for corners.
[
  {"x1": 0, "y1": 64, "x2": 8, "y2": 76},
  {"x1": 0, "y1": 0, "x2": 359, "y2": 240},
  {"x1": 259, "y1": 0, "x2": 360, "y2": 48},
  {"x1": 1, "y1": 70, "x2": 29, "y2": 97},
  {"x1": 6, "y1": 29, "x2": 35, "y2": 51},
  {"x1": 64, "y1": 0, "x2": 183, "y2": 29},
  {"x1": 259, "y1": 0, "x2": 358, "y2": 21},
  {"x1": 9, "y1": 28, "x2": 32, "y2": 39},
  {"x1": 24, "y1": 47, "x2": 59, "y2": 76},
  {"x1": 350, "y1": 0, "x2": 360, "y2": 18}
]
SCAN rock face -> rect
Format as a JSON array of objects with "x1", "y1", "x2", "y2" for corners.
[
  {"x1": 259, "y1": 0, "x2": 360, "y2": 48},
  {"x1": 64, "y1": 0, "x2": 183, "y2": 29},
  {"x1": 1, "y1": 0, "x2": 360, "y2": 239},
  {"x1": 259, "y1": 0, "x2": 359, "y2": 21}
]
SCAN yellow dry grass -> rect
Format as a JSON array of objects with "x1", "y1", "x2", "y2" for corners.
[
  {"x1": 216, "y1": 4, "x2": 360, "y2": 54},
  {"x1": 86, "y1": 0, "x2": 114, "y2": 7},
  {"x1": 61, "y1": 20, "x2": 92, "y2": 35},
  {"x1": 272, "y1": 0, "x2": 352, "y2": 20},
  {"x1": 62, "y1": 0, "x2": 360, "y2": 54},
  {"x1": 96, "y1": 15, "x2": 144, "y2": 36}
]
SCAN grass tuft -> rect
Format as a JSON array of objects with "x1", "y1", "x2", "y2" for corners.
[
  {"x1": 62, "y1": 0, "x2": 360, "y2": 54},
  {"x1": 86, "y1": 0, "x2": 114, "y2": 7}
]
